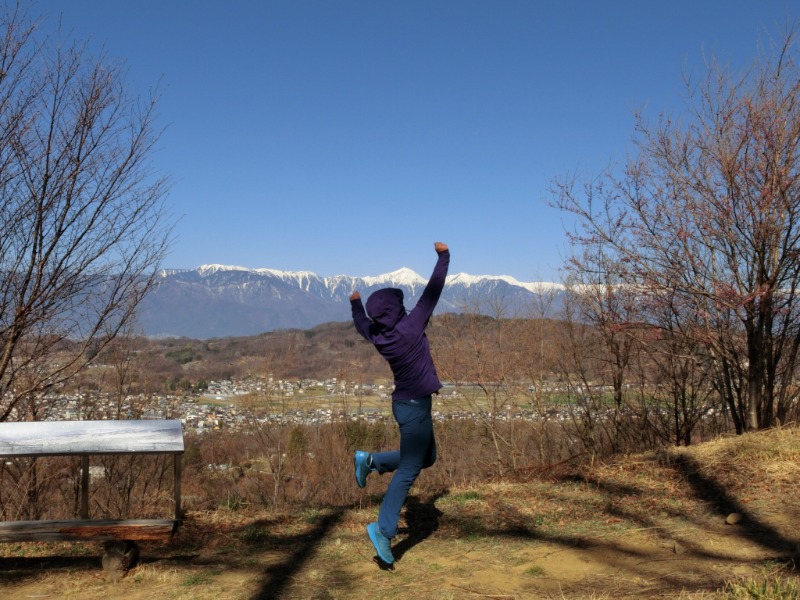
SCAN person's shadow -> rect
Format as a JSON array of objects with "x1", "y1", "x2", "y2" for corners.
[{"x1": 391, "y1": 489, "x2": 448, "y2": 562}]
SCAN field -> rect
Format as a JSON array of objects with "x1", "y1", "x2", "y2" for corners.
[{"x1": 1, "y1": 426, "x2": 799, "y2": 599}]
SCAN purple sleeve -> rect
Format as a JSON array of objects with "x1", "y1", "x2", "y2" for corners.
[
  {"x1": 351, "y1": 298, "x2": 372, "y2": 340},
  {"x1": 405, "y1": 249, "x2": 450, "y2": 329}
]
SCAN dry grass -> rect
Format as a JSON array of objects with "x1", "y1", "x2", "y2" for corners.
[
  {"x1": 669, "y1": 425, "x2": 800, "y2": 487},
  {"x1": 1, "y1": 427, "x2": 799, "y2": 599}
]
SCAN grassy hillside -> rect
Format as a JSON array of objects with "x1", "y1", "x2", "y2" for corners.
[{"x1": 1, "y1": 426, "x2": 799, "y2": 599}]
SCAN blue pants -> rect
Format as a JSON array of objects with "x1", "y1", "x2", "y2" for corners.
[{"x1": 371, "y1": 396, "x2": 437, "y2": 539}]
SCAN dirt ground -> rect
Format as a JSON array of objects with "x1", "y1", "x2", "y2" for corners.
[{"x1": 1, "y1": 429, "x2": 799, "y2": 599}]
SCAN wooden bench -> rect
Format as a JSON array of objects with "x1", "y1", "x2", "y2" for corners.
[{"x1": 0, "y1": 420, "x2": 184, "y2": 569}]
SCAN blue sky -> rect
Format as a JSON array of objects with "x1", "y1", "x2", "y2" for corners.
[{"x1": 33, "y1": 1, "x2": 800, "y2": 281}]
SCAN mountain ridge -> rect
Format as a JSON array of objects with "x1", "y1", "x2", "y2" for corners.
[{"x1": 136, "y1": 264, "x2": 564, "y2": 339}]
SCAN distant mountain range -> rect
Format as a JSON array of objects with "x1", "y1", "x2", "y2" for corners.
[{"x1": 136, "y1": 264, "x2": 565, "y2": 339}]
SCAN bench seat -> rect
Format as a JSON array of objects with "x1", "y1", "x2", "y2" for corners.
[{"x1": 0, "y1": 518, "x2": 179, "y2": 542}]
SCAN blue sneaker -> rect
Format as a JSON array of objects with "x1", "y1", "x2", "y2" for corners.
[
  {"x1": 367, "y1": 522, "x2": 394, "y2": 564},
  {"x1": 354, "y1": 450, "x2": 374, "y2": 488}
]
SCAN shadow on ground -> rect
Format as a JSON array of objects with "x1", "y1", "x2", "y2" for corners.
[
  {"x1": 672, "y1": 453, "x2": 798, "y2": 569},
  {"x1": 0, "y1": 554, "x2": 100, "y2": 585},
  {"x1": 393, "y1": 489, "x2": 448, "y2": 562},
  {"x1": 249, "y1": 507, "x2": 348, "y2": 600}
]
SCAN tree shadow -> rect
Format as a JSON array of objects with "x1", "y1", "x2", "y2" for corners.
[
  {"x1": 0, "y1": 555, "x2": 99, "y2": 585},
  {"x1": 0, "y1": 540, "x2": 191, "y2": 585},
  {"x1": 557, "y1": 459, "x2": 799, "y2": 566},
  {"x1": 392, "y1": 489, "x2": 448, "y2": 562},
  {"x1": 250, "y1": 506, "x2": 348, "y2": 600},
  {"x1": 672, "y1": 453, "x2": 798, "y2": 568},
  {"x1": 418, "y1": 457, "x2": 800, "y2": 598}
]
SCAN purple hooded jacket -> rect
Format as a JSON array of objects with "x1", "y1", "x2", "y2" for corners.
[{"x1": 350, "y1": 249, "x2": 450, "y2": 401}]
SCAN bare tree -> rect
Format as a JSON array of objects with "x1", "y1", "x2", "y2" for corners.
[
  {"x1": 552, "y1": 25, "x2": 800, "y2": 432},
  {"x1": 432, "y1": 296, "x2": 540, "y2": 476},
  {"x1": 0, "y1": 4, "x2": 171, "y2": 421},
  {"x1": 556, "y1": 249, "x2": 645, "y2": 457}
]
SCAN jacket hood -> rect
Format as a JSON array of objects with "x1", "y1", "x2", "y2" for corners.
[{"x1": 365, "y1": 288, "x2": 406, "y2": 329}]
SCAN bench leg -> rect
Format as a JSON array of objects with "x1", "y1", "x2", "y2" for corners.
[
  {"x1": 102, "y1": 540, "x2": 140, "y2": 579},
  {"x1": 80, "y1": 455, "x2": 90, "y2": 519}
]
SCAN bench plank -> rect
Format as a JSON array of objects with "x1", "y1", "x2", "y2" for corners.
[
  {"x1": 0, "y1": 420, "x2": 184, "y2": 457},
  {"x1": 0, "y1": 519, "x2": 178, "y2": 542}
]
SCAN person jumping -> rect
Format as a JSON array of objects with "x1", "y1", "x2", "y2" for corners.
[{"x1": 348, "y1": 241, "x2": 450, "y2": 565}]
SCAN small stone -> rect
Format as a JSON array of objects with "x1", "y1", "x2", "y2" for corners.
[{"x1": 725, "y1": 512, "x2": 743, "y2": 525}]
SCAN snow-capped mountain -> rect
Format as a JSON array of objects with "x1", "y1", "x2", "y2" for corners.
[{"x1": 136, "y1": 264, "x2": 564, "y2": 339}]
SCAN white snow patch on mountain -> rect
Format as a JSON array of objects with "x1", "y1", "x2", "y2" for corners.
[
  {"x1": 254, "y1": 268, "x2": 322, "y2": 290},
  {"x1": 447, "y1": 273, "x2": 564, "y2": 293},
  {"x1": 359, "y1": 267, "x2": 427, "y2": 288},
  {"x1": 254, "y1": 268, "x2": 318, "y2": 279},
  {"x1": 447, "y1": 273, "x2": 493, "y2": 286},
  {"x1": 197, "y1": 264, "x2": 252, "y2": 276},
  {"x1": 517, "y1": 281, "x2": 565, "y2": 293}
]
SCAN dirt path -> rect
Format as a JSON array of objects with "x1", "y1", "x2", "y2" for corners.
[
  {"x1": 2, "y1": 430, "x2": 799, "y2": 599},
  {"x1": 0, "y1": 492, "x2": 793, "y2": 599}
]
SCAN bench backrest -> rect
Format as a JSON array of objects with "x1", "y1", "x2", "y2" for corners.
[{"x1": 0, "y1": 420, "x2": 184, "y2": 457}]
